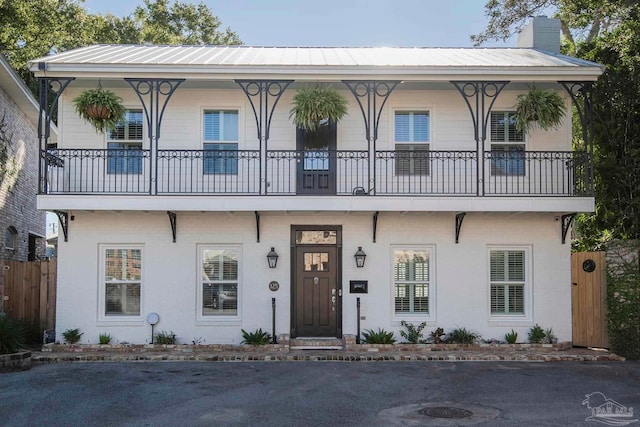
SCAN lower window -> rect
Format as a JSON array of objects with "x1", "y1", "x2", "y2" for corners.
[
  {"x1": 393, "y1": 248, "x2": 432, "y2": 315},
  {"x1": 395, "y1": 144, "x2": 430, "y2": 176},
  {"x1": 204, "y1": 143, "x2": 238, "y2": 174},
  {"x1": 489, "y1": 249, "x2": 526, "y2": 315},
  {"x1": 200, "y1": 247, "x2": 239, "y2": 317},
  {"x1": 103, "y1": 247, "x2": 142, "y2": 316}
]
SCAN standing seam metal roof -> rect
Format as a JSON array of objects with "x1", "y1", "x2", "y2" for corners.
[{"x1": 29, "y1": 45, "x2": 601, "y2": 69}]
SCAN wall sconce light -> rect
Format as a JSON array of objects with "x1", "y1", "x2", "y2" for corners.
[
  {"x1": 354, "y1": 246, "x2": 366, "y2": 268},
  {"x1": 267, "y1": 247, "x2": 279, "y2": 269}
]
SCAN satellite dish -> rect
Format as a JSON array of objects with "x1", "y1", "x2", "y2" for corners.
[{"x1": 147, "y1": 312, "x2": 160, "y2": 325}]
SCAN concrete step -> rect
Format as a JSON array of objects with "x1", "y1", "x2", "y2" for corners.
[{"x1": 289, "y1": 337, "x2": 344, "y2": 350}]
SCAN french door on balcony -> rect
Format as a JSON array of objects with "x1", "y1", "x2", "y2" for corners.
[{"x1": 296, "y1": 122, "x2": 337, "y2": 195}]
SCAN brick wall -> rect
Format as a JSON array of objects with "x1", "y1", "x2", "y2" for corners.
[{"x1": 0, "y1": 87, "x2": 46, "y2": 261}]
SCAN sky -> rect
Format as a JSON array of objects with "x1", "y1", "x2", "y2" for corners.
[{"x1": 81, "y1": 0, "x2": 516, "y2": 48}]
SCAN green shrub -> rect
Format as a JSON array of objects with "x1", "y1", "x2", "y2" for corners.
[
  {"x1": 240, "y1": 328, "x2": 271, "y2": 346},
  {"x1": 0, "y1": 314, "x2": 25, "y2": 354},
  {"x1": 62, "y1": 328, "x2": 83, "y2": 344},
  {"x1": 154, "y1": 330, "x2": 177, "y2": 345},
  {"x1": 447, "y1": 327, "x2": 480, "y2": 344},
  {"x1": 98, "y1": 333, "x2": 112, "y2": 345},
  {"x1": 528, "y1": 324, "x2": 546, "y2": 344},
  {"x1": 607, "y1": 243, "x2": 640, "y2": 360},
  {"x1": 505, "y1": 329, "x2": 518, "y2": 344},
  {"x1": 428, "y1": 327, "x2": 446, "y2": 344},
  {"x1": 361, "y1": 328, "x2": 396, "y2": 344},
  {"x1": 399, "y1": 321, "x2": 427, "y2": 344}
]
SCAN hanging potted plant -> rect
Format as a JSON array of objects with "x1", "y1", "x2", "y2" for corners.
[
  {"x1": 73, "y1": 85, "x2": 126, "y2": 133},
  {"x1": 289, "y1": 85, "x2": 348, "y2": 132},
  {"x1": 514, "y1": 86, "x2": 567, "y2": 134}
]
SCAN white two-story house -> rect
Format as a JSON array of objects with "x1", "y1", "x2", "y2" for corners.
[{"x1": 30, "y1": 17, "x2": 601, "y2": 345}]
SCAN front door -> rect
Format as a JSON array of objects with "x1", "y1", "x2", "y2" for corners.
[
  {"x1": 296, "y1": 122, "x2": 337, "y2": 195},
  {"x1": 291, "y1": 227, "x2": 341, "y2": 337}
]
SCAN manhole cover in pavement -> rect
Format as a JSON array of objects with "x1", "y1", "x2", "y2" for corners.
[
  {"x1": 378, "y1": 402, "x2": 501, "y2": 426},
  {"x1": 419, "y1": 406, "x2": 473, "y2": 419}
]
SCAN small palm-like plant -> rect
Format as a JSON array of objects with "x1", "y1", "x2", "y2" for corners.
[
  {"x1": 73, "y1": 86, "x2": 126, "y2": 133},
  {"x1": 0, "y1": 314, "x2": 25, "y2": 354},
  {"x1": 154, "y1": 330, "x2": 177, "y2": 345},
  {"x1": 505, "y1": 329, "x2": 518, "y2": 344},
  {"x1": 514, "y1": 87, "x2": 566, "y2": 134},
  {"x1": 98, "y1": 333, "x2": 112, "y2": 345},
  {"x1": 429, "y1": 327, "x2": 446, "y2": 344},
  {"x1": 446, "y1": 327, "x2": 480, "y2": 344},
  {"x1": 528, "y1": 324, "x2": 546, "y2": 344},
  {"x1": 361, "y1": 328, "x2": 396, "y2": 344},
  {"x1": 399, "y1": 320, "x2": 427, "y2": 344},
  {"x1": 289, "y1": 85, "x2": 348, "y2": 132},
  {"x1": 62, "y1": 328, "x2": 83, "y2": 344},
  {"x1": 240, "y1": 328, "x2": 272, "y2": 345}
]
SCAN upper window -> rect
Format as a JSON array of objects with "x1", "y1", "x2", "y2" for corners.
[
  {"x1": 489, "y1": 249, "x2": 526, "y2": 315},
  {"x1": 103, "y1": 247, "x2": 142, "y2": 316},
  {"x1": 107, "y1": 109, "x2": 144, "y2": 174},
  {"x1": 5, "y1": 226, "x2": 17, "y2": 250},
  {"x1": 203, "y1": 110, "x2": 238, "y2": 175},
  {"x1": 200, "y1": 247, "x2": 239, "y2": 317},
  {"x1": 395, "y1": 111, "x2": 430, "y2": 176},
  {"x1": 490, "y1": 112, "x2": 525, "y2": 176},
  {"x1": 393, "y1": 248, "x2": 432, "y2": 316}
]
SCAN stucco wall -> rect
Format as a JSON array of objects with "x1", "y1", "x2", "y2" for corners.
[
  {"x1": 0, "y1": 87, "x2": 45, "y2": 261},
  {"x1": 55, "y1": 211, "x2": 571, "y2": 344}
]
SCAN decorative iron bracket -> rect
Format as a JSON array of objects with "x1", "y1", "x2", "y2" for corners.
[
  {"x1": 167, "y1": 211, "x2": 177, "y2": 243},
  {"x1": 373, "y1": 211, "x2": 379, "y2": 243},
  {"x1": 451, "y1": 81, "x2": 509, "y2": 196},
  {"x1": 559, "y1": 81, "x2": 595, "y2": 193},
  {"x1": 125, "y1": 79, "x2": 184, "y2": 195},
  {"x1": 343, "y1": 81, "x2": 400, "y2": 194},
  {"x1": 255, "y1": 211, "x2": 260, "y2": 243},
  {"x1": 455, "y1": 212, "x2": 467, "y2": 244},
  {"x1": 561, "y1": 213, "x2": 577, "y2": 244},
  {"x1": 37, "y1": 77, "x2": 74, "y2": 193},
  {"x1": 236, "y1": 80, "x2": 293, "y2": 195},
  {"x1": 54, "y1": 210, "x2": 69, "y2": 242},
  {"x1": 342, "y1": 81, "x2": 400, "y2": 143}
]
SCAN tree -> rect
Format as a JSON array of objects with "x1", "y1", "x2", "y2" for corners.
[
  {"x1": 471, "y1": 0, "x2": 635, "y2": 55},
  {"x1": 0, "y1": 0, "x2": 242, "y2": 91}
]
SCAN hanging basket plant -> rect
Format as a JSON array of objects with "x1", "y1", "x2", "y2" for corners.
[
  {"x1": 514, "y1": 87, "x2": 567, "y2": 134},
  {"x1": 73, "y1": 86, "x2": 126, "y2": 133},
  {"x1": 289, "y1": 85, "x2": 348, "y2": 132}
]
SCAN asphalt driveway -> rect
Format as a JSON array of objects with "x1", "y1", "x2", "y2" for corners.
[{"x1": 1, "y1": 361, "x2": 639, "y2": 426}]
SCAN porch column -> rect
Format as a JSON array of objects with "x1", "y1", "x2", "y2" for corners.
[
  {"x1": 559, "y1": 81, "x2": 595, "y2": 196},
  {"x1": 235, "y1": 80, "x2": 293, "y2": 195},
  {"x1": 125, "y1": 79, "x2": 184, "y2": 195},
  {"x1": 451, "y1": 81, "x2": 509, "y2": 196},
  {"x1": 342, "y1": 81, "x2": 400, "y2": 195},
  {"x1": 37, "y1": 77, "x2": 75, "y2": 194}
]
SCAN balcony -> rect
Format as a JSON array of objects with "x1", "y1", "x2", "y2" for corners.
[{"x1": 41, "y1": 148, "x2": 593, "y2": 198}]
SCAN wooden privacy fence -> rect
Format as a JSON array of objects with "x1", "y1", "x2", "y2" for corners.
[{"x1": 0, "y1": 259, "x2": 56, "y2": 334}]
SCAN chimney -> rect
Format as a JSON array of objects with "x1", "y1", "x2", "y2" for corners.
[{"x1": 517, "y1": 16, "x2": 561, "y2": 53}]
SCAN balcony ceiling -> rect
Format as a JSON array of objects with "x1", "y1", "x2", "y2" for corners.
[{"x1": 29, "y1": 45, "x2": 603, "y2": 82}]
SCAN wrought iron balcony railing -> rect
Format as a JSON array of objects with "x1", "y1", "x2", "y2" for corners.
[{"x1": 41, "y1": 148, "x2": 593, "y2": 197}]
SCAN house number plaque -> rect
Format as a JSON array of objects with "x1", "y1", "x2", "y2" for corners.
[{"x1": 269, "y1": 281, "x2": 279, "y2": 291}]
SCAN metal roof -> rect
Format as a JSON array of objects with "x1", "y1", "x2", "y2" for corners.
[{"x1": 29, "y1": 45, "x2": 603, "y2": 80}]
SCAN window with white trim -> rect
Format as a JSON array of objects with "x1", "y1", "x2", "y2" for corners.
[
  {"x1": 103, "y1": 247, "x2": 142, "y2": 316},
  {"x1": 490, "y1": 111, "x2": 525, "y2": 176},
  {"x1": 107, "y1": 109, "x2": 144, "y2": 174},
  {"x1": 489, "y1": 249, "x2": 526, "y2": 315},
  {"x1": 5, "y1": 226, "x2": 17, "y2": 250},
  {"x1": 393, "y1": 248, "x2": 432, "y2": 315},
  {"x1": 200, "y1": 247, "x2": 239, "y2": 316},
  {"x1": 394, "y1": 111, "x2": 430, "y2": 175},
  {"x1": 203, "y1": 110, "x2": 239, "y2": 175}
]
